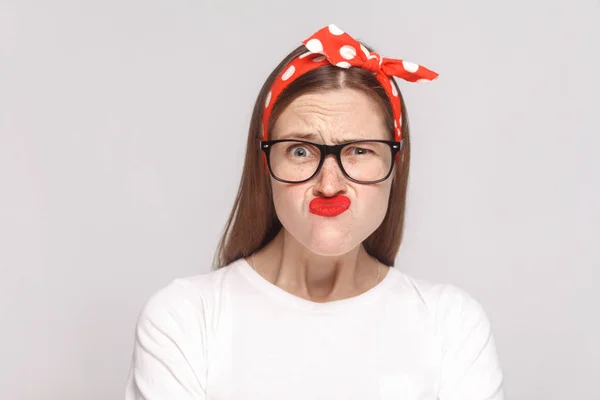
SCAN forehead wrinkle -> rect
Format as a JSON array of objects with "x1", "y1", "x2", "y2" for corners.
[
  {"x1": 289, "y1": 100, "x2": 361, "y2": 139},
  {"x1": 290, "y1": 100, "x2": 357, "y2": 121},
  {"x1": 274, "y1": 89, "x2": 389, "y2": 142}
]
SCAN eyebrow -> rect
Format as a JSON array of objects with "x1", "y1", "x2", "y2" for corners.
[
  {"x1": 276, "y1": 132, "x2": 366, "y2": 144},
  {"x1": 277, "y1": 132, "x2": 318, "y2": 140}
]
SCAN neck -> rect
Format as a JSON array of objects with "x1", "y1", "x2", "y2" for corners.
[{"x1": 250, "y1": 229, "x2": 385, "y2": 303}]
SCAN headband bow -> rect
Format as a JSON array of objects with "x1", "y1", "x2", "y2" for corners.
[{"x1": 262, "y1": 24, "x2": 438, "y2": 143}]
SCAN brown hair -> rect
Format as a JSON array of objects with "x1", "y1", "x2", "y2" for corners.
[{"x1": 212, "y1": 43, "x2": 411, "y2": 269}]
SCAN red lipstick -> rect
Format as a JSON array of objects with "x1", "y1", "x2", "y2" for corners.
[{"x1": 309, "y1": 195, "x2": 351, "y2": 217}]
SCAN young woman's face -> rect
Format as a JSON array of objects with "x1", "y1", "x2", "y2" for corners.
[{"x1": 270, "y1": 88, "x2": 395, "y2": 255}]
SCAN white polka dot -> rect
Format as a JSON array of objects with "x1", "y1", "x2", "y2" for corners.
[
  {"x1": 402, "y1": 61, "x2": 419, "y2": 73},
  {"x1": 368, "y1": 54, "x2": 377, "y2": 60},
  {"x1": 282, "y1": 65, "x2": 295, "y2": 81},
  {"x1": 305, "y1": 38, "x2": 323, "y2": 53},
  {"x1": 336, "y1": 61, "x2": 351, "y2": 68},
  {"x1": 265, "y1": 91, "x2": 272, "y2": 108},
  {"x1": 360, "y1": 44, "x2": 370, "y2": 58},
  {"x1": 417, "y1": 78, "x2": 430, "y2": 83},
  {"x1": 312, "y1": 55, "x2": 326, "y2": 62},
  {"x1": 391, "y1": 82, "x2": 398, "y2": 97},
  {"x1": 339, "y1": 45, "x2": 356, "y2": 60},
  {"x1": 299, "y1": 51, "x2": 313, "y2": 59},
  {"x1": 394, "y1": 120, "x2": 397, "y2": 128},
  {"x1": 396, "y1": 128, "x2": 401, "y2": 137},
  {"x1": 328, "y1": 24, "x2": 344, "y2": 35}
]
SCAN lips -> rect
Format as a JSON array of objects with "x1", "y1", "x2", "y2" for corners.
[{"x1": 309, "y1": 195, "x2": 351, "y2": 217}]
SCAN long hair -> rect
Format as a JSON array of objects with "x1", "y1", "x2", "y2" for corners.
[{"x1": 212, "y1": 43, "x2": 411, "y2": 269}]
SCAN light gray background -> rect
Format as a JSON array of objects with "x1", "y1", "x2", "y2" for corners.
[{"x1": 1, "y1": 1, "x2": 598, "y2": 399}]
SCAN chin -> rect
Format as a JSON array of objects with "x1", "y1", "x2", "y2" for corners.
[
  {"x1": 304, "y1": 224, "x2": 363, "y2": 256},
  {"x1": 278, "y1": 211, "x2": 380, "y2": 256},
  {"x1": 311, "y1": 239, "x2": 351, "y2": 256}
]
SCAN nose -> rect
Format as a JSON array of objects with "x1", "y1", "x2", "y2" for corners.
[{"x1": 312, "y1": 154, "x2": 347, "y2": 197}]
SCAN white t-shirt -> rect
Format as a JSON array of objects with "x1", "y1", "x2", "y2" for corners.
[{"x1": 125, "y1": 257, "x2": 504, "y2": 400}]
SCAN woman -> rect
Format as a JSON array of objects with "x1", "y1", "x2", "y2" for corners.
[{"x1": 125, "y1": 24, "x2": 504, "y2": 399}]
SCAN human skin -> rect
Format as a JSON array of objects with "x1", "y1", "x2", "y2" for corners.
[{"x1": 247, "y1": 88, "x2": 397, "y2": 303}]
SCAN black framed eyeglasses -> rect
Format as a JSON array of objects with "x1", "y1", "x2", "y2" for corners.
[{"x1": 260, "y1": 139, "x2": 403, "y2": 184}]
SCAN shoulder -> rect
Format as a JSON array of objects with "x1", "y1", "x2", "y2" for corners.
[
  {"x1": 393, "y1": 274, "x2": 505, "y2": 398},
  {"x1": 135, "y1": 259, "x2": 243, "y2": 332},
  {"x1": 126, "y1": 263, "x2": 244, "y2": 399},
  {"x1": 392, "y1": 271, "x2": 493, "y2": 335},
  {"x1": 134, "y1": 278, "x2": 205, "y2": 343}
]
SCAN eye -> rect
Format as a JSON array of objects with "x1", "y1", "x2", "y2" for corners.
[
  {"x1": 347, "y1": 146, "x2": 371, "y2": 156},
  {"x1": 289, "y1": 145, "x2": 313, "y2": 157}
]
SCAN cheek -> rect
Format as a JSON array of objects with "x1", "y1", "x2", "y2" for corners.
[
  {"x1": 356, "y1": 185, "x2": 392, "y2": 224},
  {"x1": 271, "y1": 179, "x2": 392, "y2": 226},
  {"x1": 271, "y1": 181, "x2": 306, "y2": 220},
  {"x1": 270, "y1": 179, "x2": 393, "y2": 254}
]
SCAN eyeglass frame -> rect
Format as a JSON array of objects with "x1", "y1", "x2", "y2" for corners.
[{"x1": 259, "y1": 138, "x2": 404, "y2": 184}]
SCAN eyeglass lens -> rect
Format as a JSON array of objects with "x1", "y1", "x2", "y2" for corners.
[{"x1": 268, "y1": 141, "x2": 392, "y2": 182}]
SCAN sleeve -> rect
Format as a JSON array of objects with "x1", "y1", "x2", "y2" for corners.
[
  {"x1": 435, "y1": 285, "x2": 505, "y2": 400},
  {"x1": 125, "y1": 279, "x2": 208, "y2": 399}
]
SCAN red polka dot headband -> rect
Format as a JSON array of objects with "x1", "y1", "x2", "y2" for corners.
[{"x1": 262, "y1": 24, "x2": 439, "y2": 142}]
